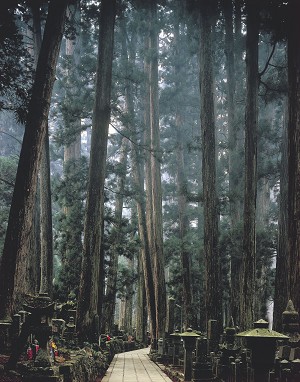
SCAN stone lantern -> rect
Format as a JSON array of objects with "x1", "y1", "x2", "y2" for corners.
[
  {"x1": 23, "y1": 293, "x2": 55, "y2": 366},
  {"x1": 236, "y1": 319, "x2": 289, "y2": 382},
  {"x1": 6, "y1": 293, "x2": 55, "y2": 370},
  {"x1": 180, "y1": 328, "x2": 200, "y2": 381},
  {"x1": 170, "y1": 329, "x2": 182, "y2": 366},
  {"x1": 282, "y1": 300, "x2": 300, "y2": 346}
]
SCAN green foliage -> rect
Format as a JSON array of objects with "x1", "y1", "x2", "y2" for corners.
[
  {"x1": 0, "y1": 7, "x2": 34, "y2": 123},
  {"x1": 0, "y1": 155, "x2": 17, "y2": 256},
  {"x1": 255, "y1": 226, "x2": 277, "y2": 316},
  {"x1": 116, "y1": 260, "x2": 137, "y2": 300},
  {"x1": 52, "y1": 157, "x2": 88, "y2": 301}
]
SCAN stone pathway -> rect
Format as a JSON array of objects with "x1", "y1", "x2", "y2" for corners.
[{"x1": 101, "y1": 347, "x2": 173, "y2": 382}]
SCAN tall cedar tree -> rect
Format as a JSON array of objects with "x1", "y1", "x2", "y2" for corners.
[
  {"x1": 76, "y1": 0, "x2": 116, "y2": 342},
  {"x1": 103, "y1": 137, "x2": 128, "y2": 334},
  {"x1": 144, "y1": 0, "x2": 167, "y2": 341},
  {"x1": 223, "y1": 0, "x2": 242, "y2": 324},
  {"x1": 287, "y1": 0, "x2": 300, "y2": 312},
  {"x1": 199, "y1": 0, "x2": 222, "y2": 331},
  {"x1": 174, "y1": 13, "x2": 195, "y2": 329},
  {"x1": 25, "y1": 3, "x2": 42, "y2": 295},
  {"x1": 128, "y1": 15, "x2": 158, "y2": 338},
  {"x1": 34, "y1": 3, "x2": 54, "y2": 297},
  {"x1": 239, "y1": 1, "x2": 259, "y2": 330},
  {"x1": 273, "y1": 102, "x2": 288, "y2": 330},
  {"x1": 150, "y1": 2, "x2": 167, "y2": 341},
  {"x1": 0, "y1": 0, "x2": 68, "y2": 320}
]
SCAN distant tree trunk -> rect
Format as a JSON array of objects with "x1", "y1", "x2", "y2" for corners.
[
  {"x1": 124, "y1": 256, "x2": 134, "y2": 334},
  {"x1": 61, "y1": 2, "x2": 82, "y2": 299},
  {"x1": 76, "y1": 0, "x2": 116, "y2": 342},
  {"x1": 145, "y1": 0, "x2": 167, "y2": 341},
  {"x1": 273, "y1": 101, "x2": 288, "y2": 331},
  {"x1": 39, "y1": 122, "x2": 53, "y2": 296},
  {"x1": 287, "y1": 0, "x2": 300, "y2": 313},
  {"x1": 176, "y1": 112, "x2": 195, "y2": 329},
  {"x1": 199, "y1": 1, "x2": 222, "y2": 332},
  {"x1": 174, "y1": 17, "x2": 195, "y2": 329},
  {"x1": 103, "y1": 137, "x2": 128, "y2": 334},
  {"x1": 256, "y1": 178, "x2": 270, "y2": 227},
  {"x1": 131, "y1": 124, "x2": 157, "y2": 345},
  {"x1": 239, "y1": 1, "x2": 259, "y2": 330},
  {"x1": 116, "y1": 14, "x2": 156, "y2": 344},
  {"x1": 223, "y1": 0, "x2": 241, "y2": 325},
  {"x1": 135, "y1": 248, "x2": 147, "y2": 344},
  {"x1": 103, "y1": 17, "x2": 130, "y2": 332},
  {"x1": 0, "y1": 0, "x2": 68, "y2": 320}
]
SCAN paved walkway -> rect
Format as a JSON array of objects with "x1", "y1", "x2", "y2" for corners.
[{"x1": 101, "y1": 347, "x2": 173, "y2": 382}]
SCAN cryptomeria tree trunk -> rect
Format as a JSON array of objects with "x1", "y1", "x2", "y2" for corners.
[
  {"x1": 120, "y1": 14, "x2": 156, "y2": 343},
  {"x1": 0, "y1": 0, "x2": 68, "y2": 320},
  {"x1": 273, "y1": 101, "x2": 288, "y2": 331},
  {"x1": 287, "y1": 0, "x2": 300, "y2": 313},
  {"x1": 147, "y1": 0, "x2": 167, "y2": 341},
  {"x1": 103, "y1": 137, "x2": 128, "y2": 334},
  {"x1": 39, "y1": 122, "x2": 53, "y2": 296},
  {"x1": 174, "y1": 15, "x2": 195, "y2": 330},
  {"x1": 223, "y1": 0, "x2": 241, "y2": 325},
  {"x1": 76, "y1": 0, "x2": 116, "y2": 342},
  {"x1": 32, "y1": 2, "x2": 54, "y2": 297},
  {"x1": 239, "y1": 1, "x2": 259, "y2": 330},
  {"x1": 131, "y1": 135, "x2": 157, "y2": 344},
  {"x1": 199, "y1": 0, "x2": 222, "y2": 332}
]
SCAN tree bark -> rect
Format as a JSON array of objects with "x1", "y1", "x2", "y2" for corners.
[
  {"x1": 287, "y1": 0, "x2": 300, "y2": 313},
  {"x1": 76, "y1": 0, "x2": 116, "y2": 342},
  {"x1": 0, "y1": 0, "x2": 68, "y2": 320},
  {"x1": 146, "y1": 0, "x2": 167, "y2": 341},
  {"x1": 103, "y1": 137, "x2": 128, "y2": 334},
  {"x1": 173, "y1": 16, "x2": 195, "y2": 329},
  {"x1": 199, "y1": 0, "x2": 222, "y2": 332},
  {"x1": 39, "y1": 122, "x2": 53, "y2": 296},
  {"x1": 239, "y1": 1, "x2": 259, "y2": 330},
  {"x1": 273, "y1": 100, "x2": 289, "y2": 331}
]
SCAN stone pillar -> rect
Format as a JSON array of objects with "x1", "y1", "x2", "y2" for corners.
[
  {"x1": 12, "y1": 314, "x2": 21, "y2": 342},
  {"x1": 170, "y1": 330, "x2": 182, "y2": 366},
  {"x1": 0, "y1": 321, "x2": 12, "y2": 352},
  {"x1": 158, "y1": 338, "x2": 164, "y2": 355},
  {"x1": 52, "y1": 319, "x2": 65, "y2": 340},
  {"x1": 180, "y1": 328, "x2": 200, "y2": 381},
  {"x1": 207, "y1": 319, "x2": 218, "y2": 353},
  {"x1": 166, "y1": 297, "x2": 175, "y2": 334}
]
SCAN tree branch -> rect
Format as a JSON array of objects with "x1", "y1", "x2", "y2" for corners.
[{"x1": 259, "y1": 42, "x2": 276, "y2": 78}]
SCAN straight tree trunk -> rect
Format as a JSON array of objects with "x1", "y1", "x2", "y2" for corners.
[
  {"x1": 287, "y1": 0, "x2": 300, "y2": 313},
  {"x1": 25, "y1": 3, "x2": 42, "y2": 296},
  {"x1": 199, "y1": 0, "x2": 222, "y2": 332},
  {"x1": 61, "y1": 2, "x2": 82, "y2": 298},
  {"x1": 39, "y1": 122, "x2": 53, "y2": 295},
  {"x1": 273, "y1": 100, "x2": 288, "y2": 331},
  {"x1": 76, "y1": 0, "x2": 116, "y2": 342},
  {"x1": 239, "y1": 1, "x2": 259, "y2": 330},
  {"x1": 0, "y1": 0, "x2": 68, "y2": 320},
  {"x1": 103, "y1": 137, "x2": 128, "y2": 334},
  {"x1": 135, "y1": 247, "x2": 147, "y2": 344},
  {"x1": 32, "y1": 3, "x2": 54, "y2": 297},
  {"x1": 224, "y1": 0, "x2": 245, "y2": 326},
  {"x1": 224, "y1": 0, "x2": 237, "y2": 326},
  {"x1": 146, "y1": 0, "x2": 167, "y2": 341},
  {"x1": 174, "y1": 17, "x2": 194, "y2": 329}
]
